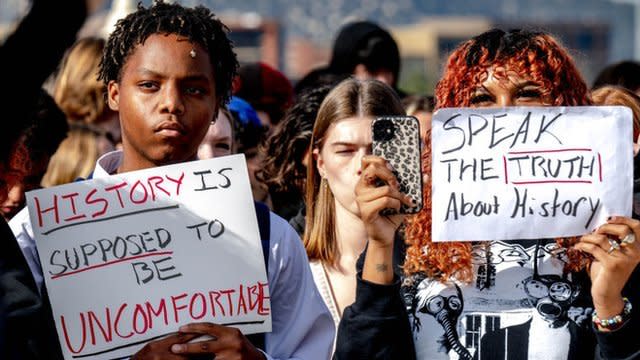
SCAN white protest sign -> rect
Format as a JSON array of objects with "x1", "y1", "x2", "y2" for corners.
[
  {"x1": 431, "y1": 106, "x2": 633, "y2": 242},
  {"x1": 26, "y1": 154, "x2": 271, "y2": 360}
]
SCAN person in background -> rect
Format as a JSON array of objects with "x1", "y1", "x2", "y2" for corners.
[
  {"x1": 40, "y1": 37, "x2": 121, "y2": 186},
  {"x1": 335, "y1": 28, "x2": 640, "y2": 360},
  {"x1": 52, "y1": 37, "x2": 121, "y2": 150},
  {"x1": 198, "y1": 107, "x2": 235, "y2": 159},
  {"x1": 328, "y1": 20, "x2": 406, "y2": 98},
  {"x1": 593, "y1": 60, "x2": 640, "y2": 96},
  {"x1": 227, "y1": 96, "x2": 272, "y2": 207},
  {"x1": 233, "y1": 62, "x2": 294, "y2": 128},
  {"x1": 257, "y1": 84, "x2": 337, "y2": 226},
  {"x1": 40, "y1": 123, "x2": 115, "y2": 187},
  {"x1": 1, "y1": 89, "x2": 68, "y2": 221},
  {"x1": 402, "y1": 94, "x2": 435, "y2": 143},
  {"x1": 592, "y1": 84, "x2": 640, "y2": 221},
  {"x1": 11, "y1": 2, "x2": 334, "y2": 359},
  {"x1": 303, "y1": 78, "x2": 407, "y2": 355},
  {"x1": 591, "y1": 85, "x2": 640, "y2": 147}
]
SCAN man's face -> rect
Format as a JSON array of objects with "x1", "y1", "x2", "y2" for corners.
[{"x1": 107, "y1": 33, "x2": 218, "y2": 172}]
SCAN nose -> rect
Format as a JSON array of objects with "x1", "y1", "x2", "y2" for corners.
[
  {"x1": 160, "y1": 83, "x2": 185, "y2": 115},
  {"x1": 495, "y1": 94, "x2": 515, "y2": 107}
]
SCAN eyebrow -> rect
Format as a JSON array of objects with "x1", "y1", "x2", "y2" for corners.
[
  {"x1": 136, "y1": 68, "x2": 211, "y2": 82},
  {"x1": 514, "y1": 80, "x2": 540, "y2": 88}
]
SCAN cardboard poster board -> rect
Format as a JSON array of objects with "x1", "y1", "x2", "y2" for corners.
[
  {"x1": 27, "y1": 154, "x2": 271, "y2": 359},
  {"x1": 431, "y1": 106, "x2": 633, "y2": 241}
]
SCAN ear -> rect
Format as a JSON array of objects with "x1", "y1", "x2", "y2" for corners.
[
  {"x1": 313, "y1": 148, "x2": 326, "y2": 178},
  {"x1": 301, "y1": 147, "x2": 311, "y2": 169},
  {"x1": 107, "y1": 80, "x2": 120, "y2": 111}
]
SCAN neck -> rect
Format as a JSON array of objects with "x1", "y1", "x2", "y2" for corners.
[
  {"x1": 117, "y1": 146, "x2": 197, "y2": 174},
  {"x1": 332, "y1": 201, "x2": 368, "y2": 268}
]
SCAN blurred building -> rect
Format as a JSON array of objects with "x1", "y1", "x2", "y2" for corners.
[{"x1": 1, "y1": 0, "x2": 634, "y2": 95}]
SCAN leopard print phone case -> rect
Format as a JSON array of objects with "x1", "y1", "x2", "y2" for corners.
[{"x1": 372, "y1": 116, "x2": 423, "y2": 214}]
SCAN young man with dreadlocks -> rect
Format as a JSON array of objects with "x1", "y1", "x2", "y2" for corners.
[{"x1": 10, "y1": 2, "x2": 334, "y2": 359}]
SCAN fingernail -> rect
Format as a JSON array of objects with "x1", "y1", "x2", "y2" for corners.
[{"x1": 171, "y1": 344, "x2": 184, "y2": 353}]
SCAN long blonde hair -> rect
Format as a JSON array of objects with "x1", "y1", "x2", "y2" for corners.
[
  {"x1": 53, "y1": 37, "x2": 111, "y2": 125},
  {"x1": 303, "y1": 78, "x2": 405, "y2": 265},
  {"x1": 41, "y1": 127, "x2": 102, "y2": 187}
]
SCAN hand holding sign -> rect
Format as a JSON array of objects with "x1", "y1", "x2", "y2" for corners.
[
  {"x1": 168, "y1": 323, "x2": 265, "y2": 359},
  {"x1": 574, "y1": 216, "x2": 640, "y2": 323},
  {"x1": 431, "y1": 106, "x2": 633, "y2": 242}
]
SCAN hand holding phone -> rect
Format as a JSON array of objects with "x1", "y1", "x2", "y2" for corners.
[{"x1": 371, "y1": 116, "x2": 423, "y2": 214}]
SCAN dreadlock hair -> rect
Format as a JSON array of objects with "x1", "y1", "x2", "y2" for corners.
[
  {"x1": 405, "y1": 29, "x2": 592, "y2": 283},
  {"x1": 98, "y1": 0, "x2": 238, "y2": 106}
]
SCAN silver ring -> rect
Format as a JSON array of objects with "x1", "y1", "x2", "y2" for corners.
[
  {"x1": 608, "y1": 238, "x2": 621, "y2": 253},
  {"x1": 621, "y1": 233, "x2": 636, "y2": 245}
]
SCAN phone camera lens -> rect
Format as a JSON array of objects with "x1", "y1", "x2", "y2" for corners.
[{"x1": 373, "y1": 119, "x2": 395, "y2": 142}]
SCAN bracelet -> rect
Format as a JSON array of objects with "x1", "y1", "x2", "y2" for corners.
[{"x1": 592, "y1": 297, "x2": 632, "y2": 330}]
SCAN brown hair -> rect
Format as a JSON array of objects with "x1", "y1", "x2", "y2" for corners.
[
  {"x1": 304, "y1": 78, "x2": 405, "y2": 264},
  {"x1": 405, "y1": 29, "x2": 592, "y2": 283}
]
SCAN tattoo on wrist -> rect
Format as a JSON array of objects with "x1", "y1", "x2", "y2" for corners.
[{"x1": 376, "y1": 263, "x2": 389, "y2": 272}]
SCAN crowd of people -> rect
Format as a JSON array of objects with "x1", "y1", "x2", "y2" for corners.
[{"x1": 0, "y1": 0, "x2": 639, "y2": 359}]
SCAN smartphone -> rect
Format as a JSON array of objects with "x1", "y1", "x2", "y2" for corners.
[{"x1": 371, "y1": 116, "x2": 423, "y2": 214}]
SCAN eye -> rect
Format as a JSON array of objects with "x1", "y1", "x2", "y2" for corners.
[
  {"x1": 215, "y1": 143, "x2": 231, "y2": 150},
  {"x1": 334, "y1": 145, "x2": 355, "y2": 154},
  {"x1": 185, "y1": 86, "x2": 206, "y2": 95},
  {"x1": 138, "y1": 81, "x2": 158, "y2": 90},
  {"x1": 517, "y1": 88, "x2": 542, "y2": 99},
  {"x1": 470, "y1": 93, "x2": 493, "y2": 105}
]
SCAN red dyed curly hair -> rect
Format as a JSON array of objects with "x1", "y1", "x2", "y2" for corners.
[{"x1": 404, "y1": 29, "x2": 593, "y2": 283}]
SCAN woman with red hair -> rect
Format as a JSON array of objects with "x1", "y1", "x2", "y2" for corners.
[{"x1": 334, "y1": 29, "x2": 640, "y2": 360}]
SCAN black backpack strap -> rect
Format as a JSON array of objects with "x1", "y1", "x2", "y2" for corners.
[
  {"x1": 246, "y1": 201, "x2": 270, "y2": 351},
  {"x1": 253, "y1": 201, "x2": 270, "y2": 269}
]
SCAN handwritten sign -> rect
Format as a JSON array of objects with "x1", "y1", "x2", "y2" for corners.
[
  {"x1": 431, "y1": 106, "x2": 633, "y2": 241},
  {"x1": 26, "y1": 154, "x2": 271, "y2": 360}
]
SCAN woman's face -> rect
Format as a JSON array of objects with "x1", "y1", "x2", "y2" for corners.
[
  {"x1": 197, "y1": 110, "x2": 233, "y2": 159},
  {"x1": 469, "y1": 67, "x2": 552, "y2": 108},
  {"x1": 315, "y1": 116, "x2": 372, "y2": 216}
]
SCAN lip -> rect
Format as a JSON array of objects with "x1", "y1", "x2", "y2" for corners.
[
  {"x1": 1, "y1": 206, "x2": 18, "y2": 216},
  {"x1": 155, "y1": 121, "x2": 186, "y2": 138}
]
